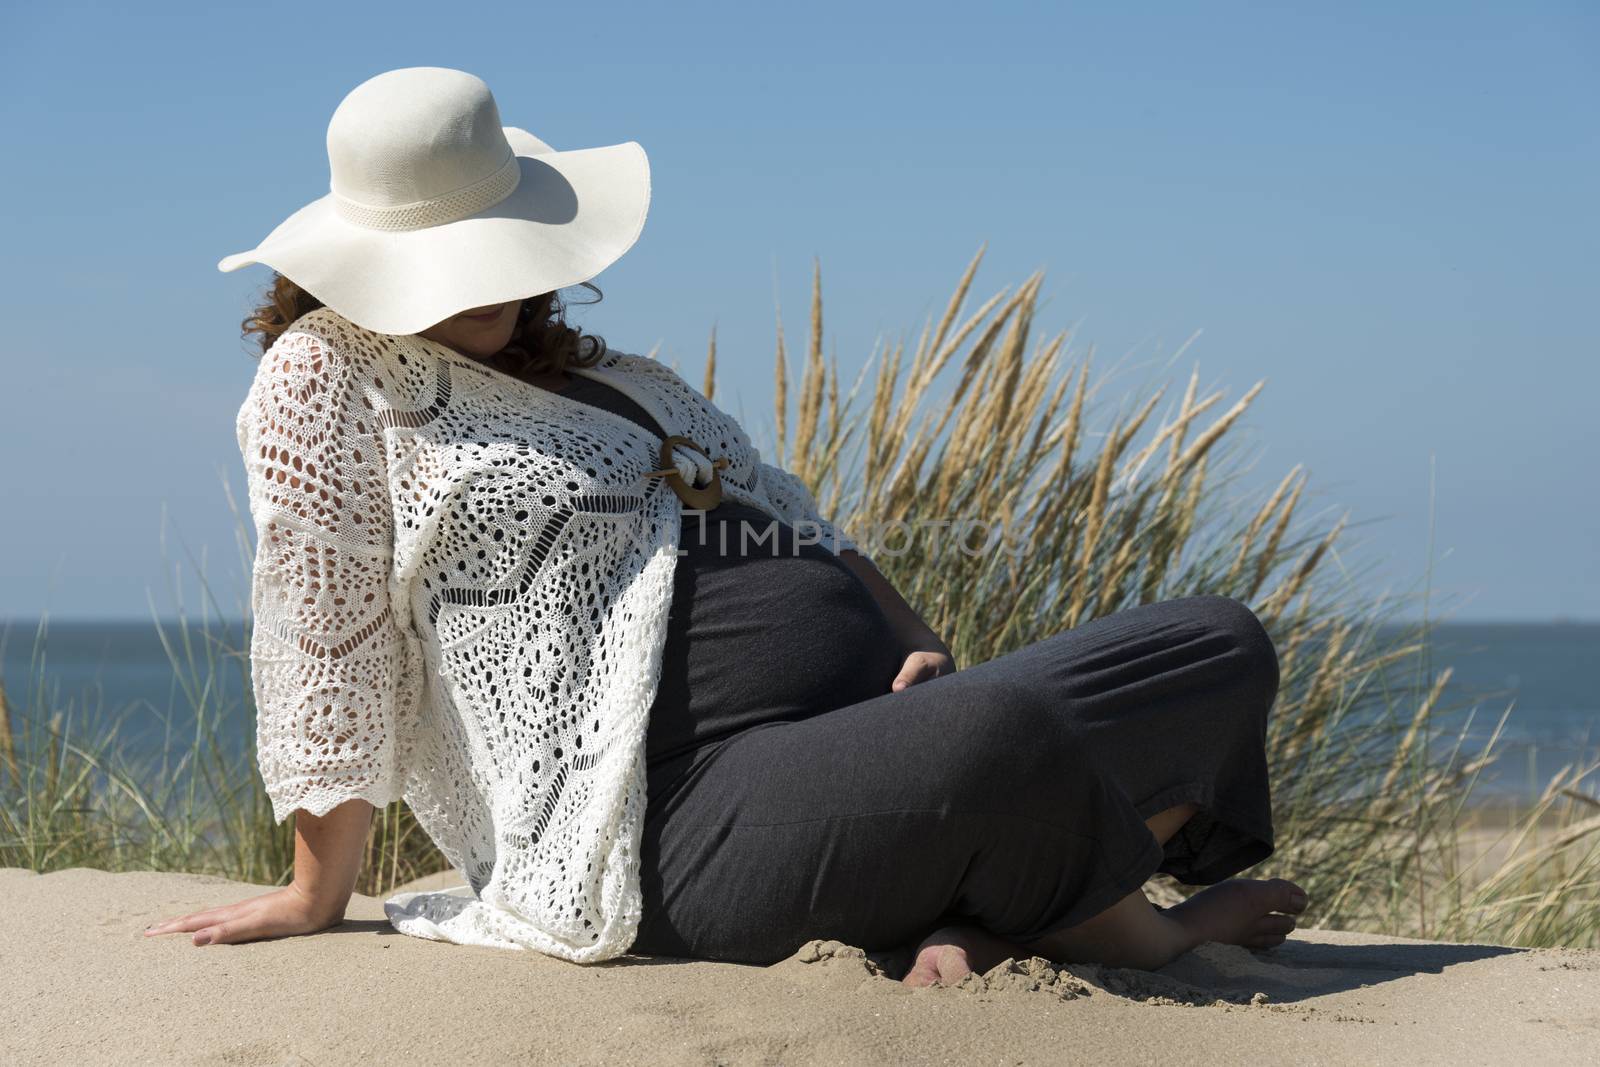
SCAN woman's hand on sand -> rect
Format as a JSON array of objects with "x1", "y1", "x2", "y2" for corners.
[
  {"x1": 892, "y1": 637, "x2": 957, "y2": 692},
  {"x1": 142, "y1": 882, "x2": 345, "y2": 947}
]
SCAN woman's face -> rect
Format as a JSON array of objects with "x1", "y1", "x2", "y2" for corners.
[{"x1": 418, "y1": 301, "x2": 520, "y2": 357}]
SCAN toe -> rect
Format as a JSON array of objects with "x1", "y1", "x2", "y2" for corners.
[
  {"x1": 1245, "y1": 931, "x2": 1289, "y2": 949},
  {"x1": 904, "y1": 945, "x2": 957, "y2": 987},
  {"x1": 1256, "y1": 913, "x2": 1297, "y2": 937},
  {"x1": 903, "y1": 933, "x2": 980, "y2": 987},
  {"x1": 1268, "y1": 878, "x2": 1308, "y2": 914}
]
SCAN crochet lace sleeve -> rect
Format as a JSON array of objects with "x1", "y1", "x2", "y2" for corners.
[
  {"x1": 750, "y1": 453, "x2": 865, "y2": 559},
  {"x1": 237, "y1": 328, "x2": 416, "y2": 824}
]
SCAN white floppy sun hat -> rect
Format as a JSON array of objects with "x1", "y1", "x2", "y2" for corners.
[{"x1": 217, "y1": 66, "x2": 650, "y2": 336}]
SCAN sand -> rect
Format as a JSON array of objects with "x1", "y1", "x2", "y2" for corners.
[{"x1": 5, "y1": 866, "x2": 1598, "y2": 1065}]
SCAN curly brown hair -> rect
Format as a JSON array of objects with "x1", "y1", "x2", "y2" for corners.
[{"x1": 239, "y1": 272, "x2": 609, "y2": 380}]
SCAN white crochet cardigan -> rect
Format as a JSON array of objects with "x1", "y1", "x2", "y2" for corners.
[{"x1": 235, "y1": 306, "x2": 860, "y2": 962}]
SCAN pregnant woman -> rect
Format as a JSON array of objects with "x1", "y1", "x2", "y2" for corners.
[{"x1": 146, "y1": 67, "x2": 1307, "y2": 984}]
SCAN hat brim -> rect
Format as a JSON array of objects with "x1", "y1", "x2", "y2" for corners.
[{"x1": 217, "y1": 131, "x2": 649, "y2": 336}]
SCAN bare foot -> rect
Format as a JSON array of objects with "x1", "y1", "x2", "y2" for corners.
[
  {"x1": 1167, "y1": 877, "x2": 1308, "y2": 950},
  {"x1": 901, "y1": 924, "x2": 1025, "y2": 987}
]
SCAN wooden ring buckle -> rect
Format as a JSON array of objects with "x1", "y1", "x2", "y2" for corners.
[{"x1": 645, "y1": 434, "x2": 726, "y2": 510}]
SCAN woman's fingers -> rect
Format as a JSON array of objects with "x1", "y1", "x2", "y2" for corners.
[
  {"x1": 144, "y1": 885, "x2": 343, "y2": 947},
  {"x1": 146, "y1": 896, "x2": 264, "y2": 938},
  {"x1": 145, "y1": 904, "x2": 239, "y2": 935},
  {"x1": 154, "y1": 903, "x2": 280, "y2": 946},
  {"x1": 890, "y1": 659, "x2": 920, "y2": 691},
  {"x1": 892, "y1": 648, "x2": 960, "y2": 691},
  {"x1": 891, "y1": 652, "x2": 942, "y2": 691},
  {"x1": 193, "y1": 919, "x2": 254, "y2": 946}
]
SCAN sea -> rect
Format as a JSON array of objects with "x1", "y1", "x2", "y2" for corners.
[{"x1": 1, "y1": 617, "x2": 1595, "y2": 804}]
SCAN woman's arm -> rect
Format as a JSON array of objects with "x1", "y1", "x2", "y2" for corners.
[
  {"x1": 147, "y1": 328, "x2": 413, "y2": 945},
  {"x1": 144, "y1": 799, "x2": 372, "y2": 945},
  {"x1": 835, "y1": 548, "x2": 957, "y2": 690},
  {"x1": 280, "y1": 799, "x2": 376, "y2": 919}
]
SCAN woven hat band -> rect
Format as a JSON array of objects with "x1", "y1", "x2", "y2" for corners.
[{"x1": 333, "y1": 150, "x2": 522, "y2": 231}]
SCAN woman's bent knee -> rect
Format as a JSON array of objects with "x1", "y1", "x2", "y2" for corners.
[{"x1": 1190, "y1": 594, "x2": 1281, "y2": 710}]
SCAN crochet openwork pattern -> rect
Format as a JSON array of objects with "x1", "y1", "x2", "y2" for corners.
[{"x1": 236, "y1": 307, "x2": 859, "y2": 961}]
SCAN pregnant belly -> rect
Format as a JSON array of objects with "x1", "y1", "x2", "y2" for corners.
[{"x1": 645, "y1": 502, "x2": 907, "y2": 763}]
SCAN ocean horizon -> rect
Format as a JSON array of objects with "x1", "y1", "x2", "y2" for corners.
[{"x1": 3, "y1": 615, "x2": 1595, "y2": 805}]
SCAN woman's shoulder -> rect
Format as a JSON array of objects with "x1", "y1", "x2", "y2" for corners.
[
  {"x1": 598, "y1": 344, "x2": 706, "y2": 398},
  {"x1": 266, "y1": 306, "x2": 439, "y2": 393},
  {"x1": 267, "y1": 306, "x2": 415, "y2": 375},
  {"x1": 593, "y1": 342, "x2": 650, "y2": 374},
  {"x1": 243, "y1": 307, "x2": 430, "y2": 435}
]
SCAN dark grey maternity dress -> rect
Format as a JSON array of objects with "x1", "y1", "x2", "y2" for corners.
[{"x1": 555, "y1": 373, "x2": 1281, "y2": 966}]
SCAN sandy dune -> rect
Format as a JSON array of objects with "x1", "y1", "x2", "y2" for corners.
[{"x1": 4, "y1": 866, "x2": 1597, "y2": 1065}]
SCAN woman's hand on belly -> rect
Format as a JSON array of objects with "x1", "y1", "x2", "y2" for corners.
[
  {"x1": 891, "y1": 631, "x2": 957, "y2": 692},
  {"x1": 830, "y1": 548, "x2": 957, "y2": 691}
]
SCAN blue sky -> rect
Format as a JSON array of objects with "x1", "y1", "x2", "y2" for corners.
[{"x1": 0, "y1": 1, "x2": 1594, "y2": 622}]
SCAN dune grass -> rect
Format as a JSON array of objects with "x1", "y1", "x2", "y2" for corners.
[{"x1": 3, "y1": 245, "x2": 1597, "y2": 949}]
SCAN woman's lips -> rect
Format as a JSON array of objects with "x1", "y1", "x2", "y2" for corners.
[{"x1": 460, "y1": 307, "x2": 504, "y2": 321}]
